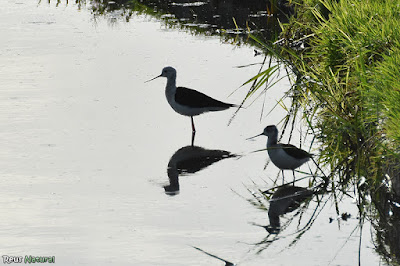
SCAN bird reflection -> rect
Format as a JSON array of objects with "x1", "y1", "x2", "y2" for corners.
[
  {"x1": 257, "y1": 185, "x2": 314, "y2": 234},
  {"x1": 164, "y1": 145, "x2": 237, "y2": 196}
]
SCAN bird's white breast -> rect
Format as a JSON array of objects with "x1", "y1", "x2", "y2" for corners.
[
  {"x1": 268, "y1": 145, "x2": 309, "y2": 170},
  {"x1": 165, "y1": 88, "x2": 210, "y2": 116}
]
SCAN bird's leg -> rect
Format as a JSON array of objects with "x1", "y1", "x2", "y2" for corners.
[
  {"x1": 281, "y1": 170, "x2": 285, "y2": 184},
  {"x1": 191, "y1": 116, "x2": 196, "y2": 133},
  {"x1": 292, "y1": 170, "x2": 296, "y2": 184},
  {"x1": 191, "y1": 131, "x2": 196, "y2": 147}
]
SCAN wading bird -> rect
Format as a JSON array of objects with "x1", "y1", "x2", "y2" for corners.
[
  {"x1": 248, "y1": 125, "x2": 312, "y2": 179},
  {"x1": 146, "y1": 66, "x2": 237, "y2": 134}
]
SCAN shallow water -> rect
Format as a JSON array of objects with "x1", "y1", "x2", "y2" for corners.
[{"x1": 0, "y1": 1, "x2": 381, "y2": 265}]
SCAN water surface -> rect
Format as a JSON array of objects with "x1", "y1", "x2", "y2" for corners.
[{"x1": 0, "y1": 1, "x2": 381, "y2": 265}]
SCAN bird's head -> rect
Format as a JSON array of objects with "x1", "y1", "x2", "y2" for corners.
[
  {"x1": 145, "y1": 66, "x2": 176, "y2": 82},
  {"x1": 262, "y1": 125, "x2": 278, "y2": 137},
  {"x1": 246, "y1": 124, "x2": 278, "y2": 141},
  {"x1": 160, "y1": 66, "x2": 176, "y2": 78}
]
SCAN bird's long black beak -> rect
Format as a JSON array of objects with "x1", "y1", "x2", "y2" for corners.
[
  {"x1": 249, "y1": 147, "x2": 268, "y2": 154},
  {"x1": 144, "y1": 74, "x2": 162, "y2": 83},
  {"x1": 246, "y1": 133, "x2": 264, "y2": 141}
]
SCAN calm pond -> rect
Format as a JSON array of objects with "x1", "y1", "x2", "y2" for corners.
[{"x1": 0, "y1": 1, "x2": 384, "y2": 265}]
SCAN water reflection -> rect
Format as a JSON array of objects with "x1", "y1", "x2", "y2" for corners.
[
  {"x1": 371, "y1": 184, "x2": 400, "y2": 264},
  {"x1": 192, "y1": 246, "x2": 235, "y2": 266},
  {"x1": 139, "y1": 0, "x2": 292, "y2": 39},
  {"x1": 164, "y1": 145, "x2": 237, "y2": 196},
  {"x1": 252, "y1": 182, "x2": 327, "y2": 235},
  {"x1": 85, "y1": 0, "x2": 292, "y2": 43},
  {"x1": 259, "y1": 185, "x2": 316, "y2": 234},
  {"x1": 247, "y1": 180, "x2": 330, "y2": 255}
]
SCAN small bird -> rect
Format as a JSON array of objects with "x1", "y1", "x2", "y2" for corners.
[
  {"x1": 146, "y1": 66, "x2": 237, "y2": 133},
  {"x1": 249, "y1": 125, "x2": 312, "y2": 179}
]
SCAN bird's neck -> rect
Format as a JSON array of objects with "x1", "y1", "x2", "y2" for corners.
[
  {"x1": 167, "y1": 166, "x2": 179, "y2": 183},
  {"x1": 165, "y1": 76, "x2": 177, "y2": 104},
  {"x1": 165, "y1": 76, "x2": 177, "y2": 93},
  {"x1": 267, "y1": 134, "x2": 278, "y2": 148},
  {"x1": 268, "y1": 214, "x2": 280, "y2": 228}
]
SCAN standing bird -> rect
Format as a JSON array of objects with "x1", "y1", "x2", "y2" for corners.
[
  {"x1": 249, "y1": 125, "x2": 312, "y2": 180},
  {"x1": 146, "y1": 66, "x2": 237, "y2": 133}
]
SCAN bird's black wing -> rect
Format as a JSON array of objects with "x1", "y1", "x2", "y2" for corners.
[
  {"x1": 175, "y1": 87, "x2": 234, "y2": 109},
  {"x1": 281, "y1": 143, "x2": 312, "y2": 159}
]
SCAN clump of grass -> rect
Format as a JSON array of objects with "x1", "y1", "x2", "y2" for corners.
[{"x1": 369, "y1": 45, "x2": 400, "y2": 143}]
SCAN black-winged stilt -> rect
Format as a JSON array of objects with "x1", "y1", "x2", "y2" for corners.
[
  {"x1": 249, "y1": 125, "x2": 312, "y2": 179},
  {"x1": 146, "y1": 66, "x2": 237, "y2": 133}
]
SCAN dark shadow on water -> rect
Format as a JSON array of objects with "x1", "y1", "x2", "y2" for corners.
[
  {"x1": 134, "y1": 0, "x2": 293, "y2": 42},
  {"x1": 53, "y1": 0, "x2": 293, "y2": 44},
  {"x1": 164, "y1": 145, "x2": 237, "y2": 196}
]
